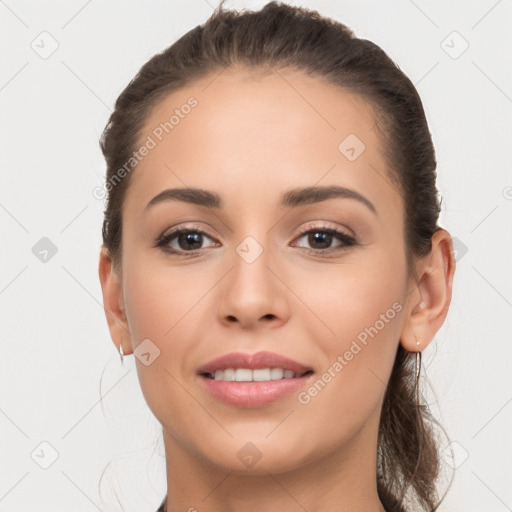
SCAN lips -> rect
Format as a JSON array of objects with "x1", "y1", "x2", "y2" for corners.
[
  {"x1": 196, "y1": 351, "x2": 315, "y2": 407},
  {"x1": 196, "y1": 350, "x2": 313, "y2": 377}
]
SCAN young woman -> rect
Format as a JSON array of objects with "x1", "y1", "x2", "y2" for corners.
[{"x1": 98, "y1": 2, "x2": 456, "y2": 511}]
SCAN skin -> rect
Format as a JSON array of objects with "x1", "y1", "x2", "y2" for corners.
[{"x1": 99, "y1": 66, "x2": 455, "y2": 512}]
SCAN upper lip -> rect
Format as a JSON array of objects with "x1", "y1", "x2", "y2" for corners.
[{"x1": 197, "y1": 351, "x2": 313, "y2": 376}]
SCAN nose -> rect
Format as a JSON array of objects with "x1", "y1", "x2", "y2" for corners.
[{"x1": 217, "y1": 239, "x2": 291, "y2": 330}]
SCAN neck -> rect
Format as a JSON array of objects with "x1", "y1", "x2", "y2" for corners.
[{"x1": 161, "y1": 411, "x2": 387, "y2": 512}]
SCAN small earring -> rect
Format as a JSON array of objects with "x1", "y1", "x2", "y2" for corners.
[
  {"x1": 415, "y1": 350, "x2": 421, "y2": 381},
  {"x1": 417, "y1": 301, "x2": 427, "y2": 312},
  {"x1": 119, "y1": 343, "x2": 124, "y2": 366}
]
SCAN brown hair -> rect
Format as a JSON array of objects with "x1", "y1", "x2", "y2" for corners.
[{"x1": 100, "y1": 2, "x2": 453, "y2": 510}]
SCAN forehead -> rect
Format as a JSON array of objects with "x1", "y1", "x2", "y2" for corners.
[{"x1": 124, "y1": 66, "x2": 400, "y2": 219}]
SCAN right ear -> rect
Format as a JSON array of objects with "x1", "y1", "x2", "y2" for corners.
[{"x1": 98, "y1": 245, "x2": 132, "y2": 355}]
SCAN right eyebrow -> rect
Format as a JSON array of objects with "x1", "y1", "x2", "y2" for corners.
[{"x1": 145, "y1": 188, "x2": 222, "y2": 212}]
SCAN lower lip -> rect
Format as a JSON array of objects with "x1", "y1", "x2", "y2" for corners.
[{"x1": 199, "y1": 374, "x2": 313, "y2": 408}]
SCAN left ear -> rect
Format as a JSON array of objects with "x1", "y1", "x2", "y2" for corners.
[{"x1": 400, "y1": 228, "x2": 456, "y2": 352}]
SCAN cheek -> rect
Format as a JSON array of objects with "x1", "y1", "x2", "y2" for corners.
[
  {"x1": 121, "y1": 256, "x2": 207, "y2": 426},
  {"x1": 122, "y1": 254, "x2": 203, "y2": 346},
  {"x1": 288, "y1": 253, "x2": 404, "y2": 431},
  {"x1": 293, "y1": 244, "x2": 405, "y2": 351}
]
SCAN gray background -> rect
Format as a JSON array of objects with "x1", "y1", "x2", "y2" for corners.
[{"x1": 1, "y1": 0, "x2": 511, "y2": 510}]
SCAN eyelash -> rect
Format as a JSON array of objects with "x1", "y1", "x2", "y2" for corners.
[{"x1": 154, "y1": 223, "x2": 358, "y2": 258}]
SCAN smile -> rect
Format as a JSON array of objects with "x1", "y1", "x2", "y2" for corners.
[{"x1": 203, "y1": 368, "x2": 313, "y2": 381}]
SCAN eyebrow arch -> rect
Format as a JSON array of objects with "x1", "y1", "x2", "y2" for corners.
[
  {"x1": 144, "y1": 185, "x2": 377, "y2": 215},
  {"x1": 145, "y1": 187, "x2": 222, "y2": 211},
  {"x1": 279, "y1": 185, "x2": 377, "y2": 215}
]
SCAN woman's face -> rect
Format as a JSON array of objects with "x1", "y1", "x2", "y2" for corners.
[{"x1": 114, "y1": 67, "x2": 416, "y2": 473}]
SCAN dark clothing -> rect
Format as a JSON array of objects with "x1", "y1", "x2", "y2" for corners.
[
  {"x1": 155, "y1": 495, "x2": 406, "y2": 512},
  {"x1": 156, "y1": 496, "x2": 166, "y2": 512}
]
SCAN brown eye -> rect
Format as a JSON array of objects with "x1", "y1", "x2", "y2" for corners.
[
  {"x1": 293, "y1": 226, "x2": 357, "y2": 256},
  {"x1": 156, "y1": 228, "x2": 217, "y2": 255},
  {"x1": 174, "y1": 231, "x2": 204, "y2": 251}
]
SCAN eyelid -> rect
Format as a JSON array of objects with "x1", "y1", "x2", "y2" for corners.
[
  {"x1": 153, "y1": 224, "x2": 219, "y2": 254},
  {"x1": 155, "y1": 220, "x2": 359, "y2": 257},
  {"x1": 290, "y1": 222, "x2": 357, "y2": 255},
  {"x1": 155, "y1": 223, "x2": 213, "y2": 243},
  {"x1": 155, "y1": 221, "x2": 352, "y2": 243},
  {"x1": 293, "y1": 220, "x2": 355, "y2": 239}
]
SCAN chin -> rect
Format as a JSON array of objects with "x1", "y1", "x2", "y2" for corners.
[{"x1": 191, "y1": 432, "x2": 320, "y2": 475}]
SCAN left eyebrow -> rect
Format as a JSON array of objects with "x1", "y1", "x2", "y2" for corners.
[
  {"x1": 144, "y1": 184, "x2": 377, "y2": 216},
  {"x1": 278, "y1": 185, "x2": 377, "y2": 215}
]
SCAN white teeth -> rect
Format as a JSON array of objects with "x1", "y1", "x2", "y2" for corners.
[
  {"x1": 235, "y1": 368, "x2": 253, "y2": 381},
  {"x1": 209, "y1": 368, "x2": 302, "y2": 382},
  {"x1": 253, "y1": 368, "x2": 271, "y2": 381},
  {"x1": 270, "y1": 368, "x2": 284, "y2": 380},
  {"x1": 223, "y1": 368, "x2": 235, "y2": 381}
]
